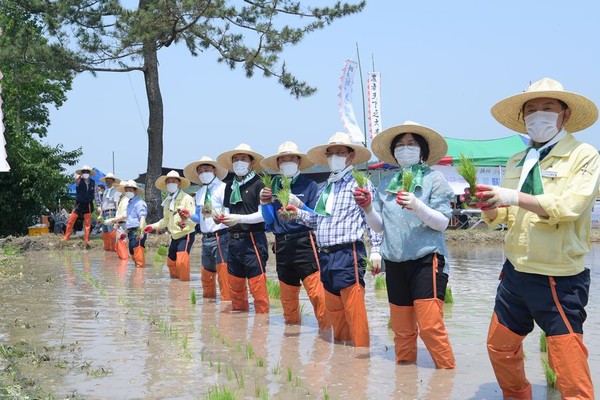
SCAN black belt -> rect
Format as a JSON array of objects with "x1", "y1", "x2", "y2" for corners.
[
  {"x1": 127, "y1": 227, "x2": 140, "y2": 232},
  {"x1": 275, "y1": 231, "x2": 311, "y2": 242},
  {"x1": 103, "y1": 209, "x2": 116, "y2": 212},
  {"x1": 318, "y1": 242, "x2": 356, "y2": 254},
  {"x1": 203, "y1": 229, "x2": 229, "y2": 238},
  {"x1": 231, "y1": 231, "x2": 263, "y2": 239}
]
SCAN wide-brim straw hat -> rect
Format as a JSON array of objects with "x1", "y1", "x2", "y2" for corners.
[
  {"x1": 261, "y1": 141, "x2": 315, "y2": 172},
  {"x1": 155, "y1": 170, "x2": 191, "y2": 191},
  {"x1": 491, "y1": 77, "x2": 598, "y2": 134},
  {"x1": 100, "y1": 172, "x2": 121, "y2": 184},
  {"x1": 217, "y1": 143, "x2": 264, "y2": 172},
  {"x1": 372, "y1": 121, "x2": 448, "y2": 166},
  {"x1": 183, "y1": 157, "x2": 228, "y2": 184},
  {"x1": 307, "y1": 132, "x2": 371, "y2": 167},
  {"x1": 116, "y1": 179, "x2": 144, "y2": 195},
  {"x1": 75, "y1": 165, "x2": 97, "y2": 176}
]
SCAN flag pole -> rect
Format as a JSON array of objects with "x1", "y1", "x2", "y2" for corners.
[{"x1": 355, "y1": 42, "x2": 368, "y2": 148}]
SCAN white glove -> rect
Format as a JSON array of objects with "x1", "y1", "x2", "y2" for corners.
[
  {"x1": 479, "y1": 185, "x2": 519, "y2": 209},
  {"x1": 288, "y1": 193, "x2": 303, "y2": 208},
  {"x1": 369, "y1": 252, "x2": 382, "y2": 275},
  {"x1": 398, "y1": 192, "x2": 422, "y2": 211},
  {"x1": 221, "y1": 213, "x2": 243, "y2": 227},
  {"x1": 104, "y1": 218, "x2": 114, "y2": 225}
]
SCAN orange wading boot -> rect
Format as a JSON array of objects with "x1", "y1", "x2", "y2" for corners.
[
  {"x1": 248, "y1": 273, "x2": 269, "y2": 314},
  {"x1": 302, "y1": 271, "x2": 329, "y2": 330},
  {"x1": 83, "y1": 214, "x2": 92, "y2": 246},
  {"x1": 132, "y1": 245, "x2": 145, "y2": 268},
  {"x1": 414, "y1": 298, "x2": 455, "y2": 369},
  {"x1": 167, "y1": 257, "x2": 178, "y2": 278},
  {"x1": 340, "y1": 283, "x2": 370, "y2": 348},
  {"x1": 229, "y1": 274, "x2": 249, "y2": 312},
  {"x1": 216, "y1": 263, "x2": 231, "y2": 301},
  {"x1": 177, "y1": 251, "x2": 190, "y2": 281},
  {"x1": 390, "y1": 303, "x2": 418, "y2": 363},
  {"x1": 108, "y1": 231, "x2": 117, "y2": 252},
  {"x1": 547, "y1": 333, "x2": 594, "y2": 400},
  {"x1": 201, "y1": 268, "x2": 217, "y2": 298},
  {"x1": 61, "y1": 213, "x2": 78, "y2": 241},
  {"x1": 101, "y1": 232, "x2": 111, "y2": 251},
  {"x1": 325, "y1": 290, "x2": 352, "y2": 343},
  {"x1": 279, "y1": 281, "x2": 301, "y2": 324}
]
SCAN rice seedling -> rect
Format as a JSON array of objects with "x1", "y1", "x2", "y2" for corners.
[
  {"x1": 287, "y1": 366, "x2": 293, "y2": 382},
  {"x1": 267, "y1": 279, "x2": 281, "y2": 299},
  {"x1": 360, "y1": 256, "x2": 373, "y2": 272},
  {"x1": 200, "y1": 348, "x2": 206, "y2": 362},
  {"x1": 272, "y1": 359, "x2": 282, "y2": 375},
  {"x1": 402, "y1": 169, "x2": 414, "y2": 192},
  {"x1": 323, "y1": 385, "x2": 330, "y2": 400},
  {"x1": 205, "y1": 385, "x2": 236, "y2": 400},
  {"x1": 351, "y1": 169, "x2": 370, "y2": 188},
  {"x1": 191, "y1": 290, "x2": 197, "y2": 305},
  {"x1": 182, "y1": 335, "x2": 188, "y2": 350},
  {"x1": 225, "y1": 365, "x2": 233, "y2": 381},
  {"x1": 260, "y1": 173, "x2": 274, "y2": 191},
  {"x1": 294, "y1": 376, "x2": 301, "y2": 387},
  {"x1": 542, "y1": 358, "x2": 556, "y2": 388},
  {"x1": 217, "y1": 361, "x2": 221, "y2": 374},
  {"x1": 444, "y1": 286, "x2": 454, "y2": 304},
  {"x1": 210, "y1": 325, "x2": 219, "y2": 339},
  {"x1": 374, "y1": 274, "x2": 387, "y2": 291},
  {"x1": 256, "y1": 357, "x2": 265, "y2": 367},
  {"x1": 456, "y1": 153, "x2": 477, "y2": 204},
  {"x1": 540, "y1": 331, "x2": 547, "y2": 352},
  {"x1": 245, "y1": 343, "x2": 255, "y2": 359},
  {"x1": 276, "y1": 176, "x2": 295, "y2": 221},
  {"x1": 153, "y1": 254, "x2": 164, "y2": 262},
  {"x1": 235, "y1": 342, "x2": 242, "y2": 353},
  {"x1": 387, "y1": 317, "x2": 392, "y2": 329},
  {"x1": 234, "y1": 369, "x2": 245, "y2": 388},
  {"x1": 157, "y1": 245, "x2": 168, "y2": 256},
  {"x1": 299, "y1": 303, "x2": 307, "y2": 316},
  {"x1": 254, "y1": 380, "x2": 265, "y2": 398}
]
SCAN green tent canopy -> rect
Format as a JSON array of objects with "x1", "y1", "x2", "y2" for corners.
[{"x1": 440, "y1": 134, "x2": 528, "y2": 166}]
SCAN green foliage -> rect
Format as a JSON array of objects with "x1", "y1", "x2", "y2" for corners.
[
  {"x1": 444, "y1": 286, "x2": 454, "y2": 304},
  {"x1": 190, "y1": 290, "x2": 197, "y2": 305},
  {"x1": 0, "y1": 2, "x2": 81, "y2": 236},
  {"x1": 351, "y1": 169, "x2": 369, "y2": 188},
  {"x1": 276, "y1": 176, "x2": 291, "y2": 207},
  {"x1": 374, "y1": 275, "x2": 387, "y2": 291},
  {"x1": 267, "y1": 278, "x2": 280, "y2": 299},
  {"x1": 206, "y1": 385, "x2": 236, "y2": 400},
  {"x1": 540, "y1": 331, "x2": 547, "y2": 352},
  {"x1": 259, "y1": 173, "x2": 274, "y2": 190},
  {"x1": 542, "y1": 358, "x2": 556, "y2": 388},
  {"x1": 157, "y1": 245, "x2": 168, "y2": 256},
  {"x1": 456, "y1": 153, "x2": 477, "y2": 201}
]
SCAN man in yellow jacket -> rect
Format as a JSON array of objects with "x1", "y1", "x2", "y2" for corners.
[{"x1": 145, "y1": 170, "x2": 197, "y2": 281}]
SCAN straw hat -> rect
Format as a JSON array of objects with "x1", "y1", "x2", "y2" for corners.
[
  {"x1": 216, "y1": 143, "x2": 264, "y2": 172},
  {"x1": 116, "y1": 179, "x2": 144, "y2": 195},
  {"x1": 155, "y1": 170, "x2": 191, "y2": 191},
  {"x1": 183, "y1": 157, "x2": 228, "y2": 184},
  {"x1": 75, "y1": 165, "x2": 97, "y2": 176},
  {"x1": 100, "y1": 172, "x2": 121, "y2": 184},
  {"x1": 307, "y1": 132, "x2": 371, "y2": 167},
  {"x1": 261, "y1": 141, "x2": 315, "y2": 172},
  {"x1": 371, "y1": 121, "x2": 447, "y2": 166},
  {"x1": 491, "y1": 77, "x2": 598, "y2": 134}
]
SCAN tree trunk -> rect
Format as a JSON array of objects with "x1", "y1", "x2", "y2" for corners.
[{"x1": 142, "y1": 38, "x2": 164, "y2": 222}]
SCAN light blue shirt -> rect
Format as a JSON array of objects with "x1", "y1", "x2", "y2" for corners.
[
  {"x1": 374, "y1": 169, "x2": 453, "y2": 267},
  {"x1": 126, "y1": 196, "x2": 147, "y2": 229}
]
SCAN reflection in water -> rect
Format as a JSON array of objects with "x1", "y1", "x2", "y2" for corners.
[{"x1": 0, "y1": 243, "x2": 597, "y2": 399}]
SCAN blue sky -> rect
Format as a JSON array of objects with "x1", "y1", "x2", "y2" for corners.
[{"x1": 44, "y1": 1, "x2": 600, "y2": 180}]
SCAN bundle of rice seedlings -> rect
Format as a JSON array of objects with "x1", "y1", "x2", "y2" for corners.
[
  {"x1": 542, "y1": 358, "x2": 557, "y2": 388},
  {"x1": 361, "y1": 256, "x2": 373, "y2": 272},
  {"x1": 259, "y1": 173, "x2": 274, "y2": 191},
  {"x1": 374, "y1": 274, "x2": 387, "y2": 291},
  {"x1": 351, "y1": 169, "x2": 370, "y2": 188},
  {"x1": 444, "y1": 286, "x2": 454, "y2": 304},
  {"x1": 157, "y1": 245, "x2": 168, "y2": 256},
  {"x1": 277, "y1": 176, "x2": 295, "y2": 221},
  {"x1": 540, "y1": 331, "x2": 547, "y2": 352},
  {"x1": 401, "y1": 169, "x2": 414, "y2": 192},
  {"x1": 267, "y1": 278, "x2": 281, "y2": 299},
  {"x1": 456, "y1": 153, "x2": 477, "y2": 204}
]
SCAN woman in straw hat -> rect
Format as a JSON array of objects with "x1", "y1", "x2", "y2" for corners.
[
  {"x1": 61, "y1": 165, "x2": 96, "y2": 247},
  {"x1": 293, "y1": 132, "x2": 382, "y2": 348},
  {"x1": 468, "y1": 78, "x2": 600, "y2": 399},
  {"x1": 184, "y1": 157, "x2": 230, "y2": 300},
  {"x1": 355, "y1": 121, "x2": 456, "y2": 369},
  {"x1": 98, "y1": 172, "x2": 122, "y2": 252},
  {"x1": 216, "y1": 143, "x2": 269, "y2": 313},
  {"x1": 113, "y1": 180, "x2": 147, "y2": 267},
  {"x1": 259, "y1": 141, "x2": 329, "y2": 329},
  {"x1": 144, "y1": 170, "x2": 196, "y2": 281},
  {"x1": 104, "y1": 179, "x2": 130, "y2": 261}
]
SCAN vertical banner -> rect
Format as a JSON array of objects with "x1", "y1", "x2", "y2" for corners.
[
  {"x1": 367, "y1": 72, "x2": 382, "y2": 138},
  {"x1": 338, "y1": 60, "x2": 364, "y2": 143},
  {"x1": 0, "y1": 71, "x2": 10, "y2": 172}
]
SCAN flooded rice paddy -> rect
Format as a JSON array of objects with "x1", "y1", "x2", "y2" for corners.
[{"x1": 0, "y1": 242, "x2": 599, "y2": 399}]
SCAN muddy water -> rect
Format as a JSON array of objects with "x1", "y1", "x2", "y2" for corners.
[{"x1": 0, "y1": 243, "x2": 598, "y2": 399}]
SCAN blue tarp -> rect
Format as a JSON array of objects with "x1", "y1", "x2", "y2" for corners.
[{"x1": 67, "y1": 167, "x2": 106, "y2": 197}]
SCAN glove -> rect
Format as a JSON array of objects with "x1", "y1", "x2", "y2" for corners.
[
  {"x1": 221, "y1": 214, "x2": 243, "y2": 227},
  {"x1": 279, "y1": 205, "x2": 298, "y2": 221},
  {"x1": 475, "y1": 184, "x2": 519, "y2": 209},
  {"x1": 177, "y1": 209, "x2": 190, "y2": 219},
  {"x1": 396, "y1": 191, "x2": 421, "y2": 211},
  {"x1": 104, "y1": 218, "x2": 113, "y2": 225},
  {"x1": 259, "y1": 187, "x2": 273, "y2": 205},
  {"x1": 144, "y1": 225, "x2": 154, "y2": 234},
  {"x1": 288, "y1": 193, "x2": 303, "y2": 208},
  {"x1": 460, "y1": 187, "x2": 479, "y2": 208},
  {"x1": 369, "y1": 252, "x2": 382, "y2": 275},
  {"x1": 353, "y1": 188, "x2": 372, "y2": 208},
  {"x1": 118, "y1": 233, "x2": 127, "y2": 241},
  {"x1": 177, "y1": 220, "x2": 187, "y2": 228}
]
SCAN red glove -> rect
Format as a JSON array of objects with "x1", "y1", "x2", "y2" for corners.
[
  {"x1": 259, "y1": 187, "x2": 273, "y2": 205},
  {"x1": 144, "y1": 226, "x2": 154, "y2": 234},
  {"x1": 177, "y1": 209, "x2": 190, "y2": 219},
  {"x1": 461, "y1": 186, "x2": 488, "y2": 209},
  {"x1": 119, "y1": 233, "x2": 126, "y2": 241},
  {"x1": 177, "y1": 220, "x2": 187, "y2": 228},
  {"x1": 353, "y1": 188, "x2": 372, "y2": 208}
]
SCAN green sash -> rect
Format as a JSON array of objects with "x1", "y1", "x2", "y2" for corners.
[
  {"x1": 385, "y1": 164, "x2": 429, "y2": 193},
  {"x1": 516, "y1": 148, "x2": 545, "y2": 195},
  {"x1": 314, "y1": 182, "x2": 333, "y2": 216},
  {"x1": 229, "y1": 171, "x2": 256, "y2": 204}
]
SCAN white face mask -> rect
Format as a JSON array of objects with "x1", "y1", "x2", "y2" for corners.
[
  {"x1": 279, "y1": 162, "x2": 299, "y2": 177},
  {"x1": 82, "y1": 173, "x2": 90, "y2": 179},
  {"x1": 525, "y1": 110, "x2": 563, "y2": 143},
  {"x1": 233, "y1": 161, "x2": 250, "y2": 176},
  {"x1": 199, "y1": 172, "x2": 215, "y2": 184},
  {"x1": 394, "y1": 146, "x2": 421, "y2": 167},
  {"x1": 166, "y1": 183, "x2": 178, "y2": 194},
  {"x1": 327, "y1": 155, "x2": 347, "y2": 172},
  {"x1": 125, "y1": 191, "x2": 135, "y2": 199}
]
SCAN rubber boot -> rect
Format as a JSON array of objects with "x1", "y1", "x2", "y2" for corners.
[
  {"x1": 414, "y1": 298, "x2": 455, "y2": 369},
  {"x1": 390, "y1": 303, "x2": 418, "y2": 363},
  {"x1": 201, "y1": 268, "x2": 217, "y2": 298},
  {"x1": 302, "y1": 271, "x2": 329, "y2": 330},
  {"x1": 116, "y1": 237, "x2": 129, "y2": 260},
  {"x1": 280, "y1": 281, "x2": 301, "y2": 324},
  {"x1": 167, "y1": 257, "x2": 178, "y2": 278},
  {"x1": 61, "y1": 213, "x2": 79, "y2": 241},
  {"x1": 487, "y1": 312, "x2": 531, "y2": 399},
  {"x1": 101, "y1": 232, "x2": 111, "y2": 251},
  {"x1": 339, "y1": 283, "x2": 370, "y2": 348},
  {"x1": 229, "y1": 274, "x2": 249, "y2": 312},
  {"x1": 109, "y1": 231, "x2": 117, "y2": 252},
  {"x1": 248, "y1": 274, "x2": 269, "y2": 314},
  {"x1": 325, "y1": 290, "x2": 352, "y2": 343},
  {"x1": 216, "y1": 263, "x2": 231, "y2": 301},
  {"x1": 177, "y1": 251, "x2": 190, "y2": 281},
  {"x1": 133, "y1": 245, "x2": 145, "y2": 268},
  {"x1": 83, "y1": 214, "x2": 92, "y2": 245},
  {"x1": 547, "y1": 333, "x2": 594, "y2": 400}
]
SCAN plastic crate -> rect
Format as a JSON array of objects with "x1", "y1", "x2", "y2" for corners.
[{"x1": 28, "y1": 225, "x2": 49, "y2": 236}]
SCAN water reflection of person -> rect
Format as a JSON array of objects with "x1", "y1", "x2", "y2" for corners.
[
  {"x1": 467, "y1": 78, "x2": 599, "y2": 399},
  {"x1": 355, "y1": 121, "x2": 455, "y2": 369}
]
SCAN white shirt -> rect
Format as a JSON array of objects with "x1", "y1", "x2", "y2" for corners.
[
  {"x1": 101, "y1": 186, "x2": 121, "y2": 211},
  {"x1": 193, "y1": 178, "x2": 228, "y2": 233}
]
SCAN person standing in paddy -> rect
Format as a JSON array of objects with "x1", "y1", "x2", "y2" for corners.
[
  {"x1": 259, "y1": 141, "x2": 329, "y2": 329},
  {"x1": 61, "y1": 165, "x2": 96, "y2": 247},
  {"x1": 98, "y1": 173, "x2": 122, "y2": 252},
  {"x1": 294, "y1": 132, "x2": 382, "y2": 348},
  {"x1": 354, "y1": 121, "x2": 456, "y2": 369},
  {"x1": 184, "y1": 157, "x2": 231, "y2": 300},
  {"x1": 216, "y1": 144, "x2": 269, "y2": 313},
  {"x1": 145, "y1": 171, "x2": 196, "y2": 281},
  {"x1": 105, "y1": 179, "x2": 130, "y2": 261},
  {"x1": 121, "y1": 180, "x2": 147, "y2": 268}
]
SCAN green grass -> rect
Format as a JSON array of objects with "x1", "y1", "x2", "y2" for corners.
[
  {"x1": 374, "y1": 275, "x2": 387, "y2": 291},
  {"x1": 540, "y1": 331, "x2": 547, "y2": 352},
  {"x1": 191, "y1": 290, "x2": 197, "y2": 305},
  {"x1": 206, "y1": 385, "x2": 236, "y2": 400},
  {"x1": 444, "y1": 286, "x2": 454, "y2": 304},
  {"x1": 267, "y1": 279, "x2": 281, "y2": 299},
  {"x1": 542, "y1": 358, "x2": 556, "y2": 388}
]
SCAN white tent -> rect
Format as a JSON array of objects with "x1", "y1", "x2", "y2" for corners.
[{"x1": 431, "y1": 165, "x2": 504, "y2": 195}]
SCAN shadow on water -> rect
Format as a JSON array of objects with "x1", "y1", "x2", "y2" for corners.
[{"x1": 0, "y1": 243, "x2": 597, "y2": 399}]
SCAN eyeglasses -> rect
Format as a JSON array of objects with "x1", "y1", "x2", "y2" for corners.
[
  {"x1": 395, "y1": 144, "x2": 419, "y2": 149},
  {"x1": 325, "y1": 150, "x2": 352, "y2": 158}
]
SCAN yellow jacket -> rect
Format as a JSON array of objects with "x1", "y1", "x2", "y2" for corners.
[
  {"x1": 150, "y1": 190, "x2": 196, "y2": 240},
  {"x1": 485, "y1": 134, "x2": 600, "y2": 276}
]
